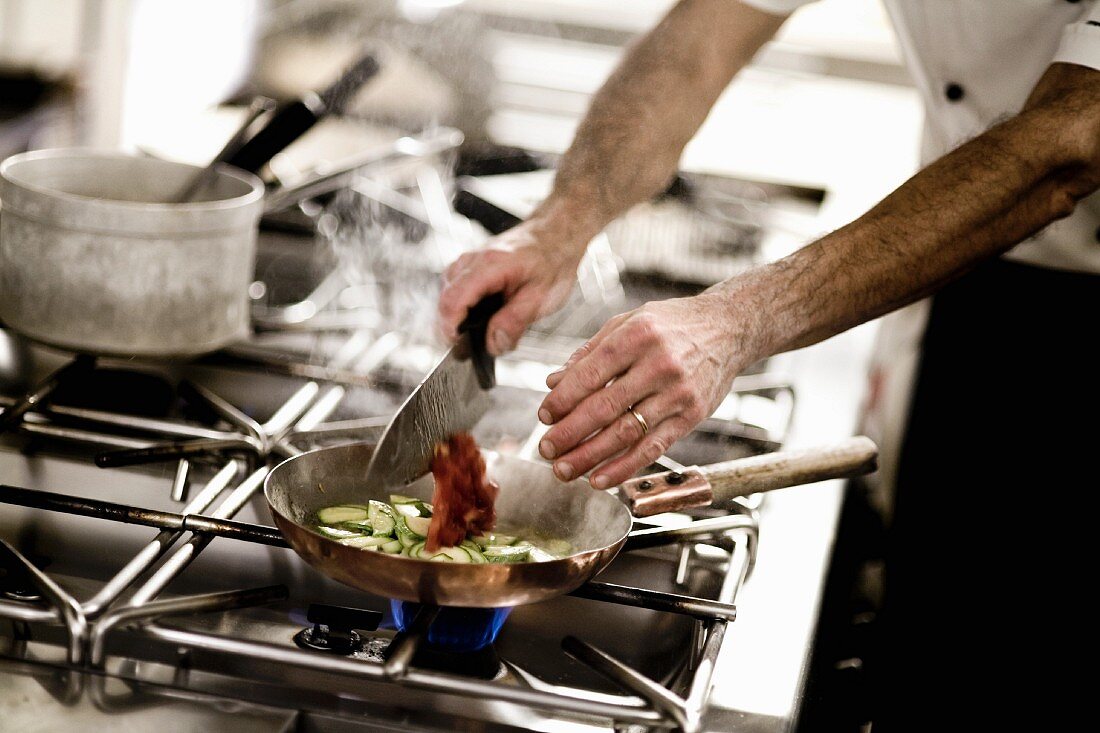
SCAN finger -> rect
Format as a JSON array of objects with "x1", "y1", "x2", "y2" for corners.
[
  {"x1": 545, "y1": 314, "x2": 626, "y2": 390},
  {"x1": 539, "y1": 327, "x2": 638, "y2": 424},
  {"x1": 539, "y1": 368, "x2": 658, "y2": 459},
  {"x1": 588, "y1": 415, "x2": 692, "y2": 489},
  {"x1": 437, "y1": 264, "x2": 518, "y2": 343},
  {"x1": 549, "y1": 393, "x2": 672, "y2": 481},
  {"x1": 484, "y1": 289, "x2": 544, "y2": 356}
]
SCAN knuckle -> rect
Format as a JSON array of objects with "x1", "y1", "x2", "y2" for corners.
[
  {"x1": 630, "y1": 318, "x2": 659, "y2": 345},
  {"x1": 592, "y1": 392, "x2": 620, "y2": 422},
  {"x1": 572, "y1": 447, "x2": 598, "y2": 472},
  {"x1": 660, "y1": 356, "x2": 687, "y2": 380},
  {"x1": 640, "y1": 435, "x2": 670, "y2": 463},
  {"x1": 613, "y1": 414, "x2": 641, "y2": 443},
  {"x1": 682, "y1": 403, "x2": 706, "y2": 424},
  {"x1": 670, "y1": 383, "x2": 695, "y2": 406},
  {"x1": 576, "y1": 362, "x2": 605, "y2": 391},
  {"x1": 567, "y1": 343, "x2": 591, "y2": 365}
]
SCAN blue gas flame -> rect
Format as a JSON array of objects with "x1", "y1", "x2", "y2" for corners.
[{"x1": 389, "y1": 599, "x2": 512, "y2": 652}]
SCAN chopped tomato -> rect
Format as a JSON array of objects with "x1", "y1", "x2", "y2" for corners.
[{"x1": 426, "y1": 433, "x2": 498, "y2": 552}]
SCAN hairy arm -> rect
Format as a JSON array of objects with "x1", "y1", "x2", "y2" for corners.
[
  {"x1": 725, "y1": 62, "x2": 1100, "y2": 360},
  {"x1": 438, "y1": 0, "x2": 786, "y2": 351},
  {"x1": 539, "y1": 0, "x2": 787, "y2": 247},
  {"x1": 538, "y1": 62, "x2": 1100, "y2": 488}
]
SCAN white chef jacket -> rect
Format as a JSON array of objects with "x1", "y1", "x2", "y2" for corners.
[
  {"x1": 742, "y1": 0, "x2": 1100, "y2": 274},
  {"x1": 737, "y1": 1, "x2": 1100, "y2": 512}
]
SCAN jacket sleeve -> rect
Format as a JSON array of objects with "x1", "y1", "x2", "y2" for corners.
[
  {"x1": 1052, "y1": 4, "x2": 1100, "y2": 71},
  {"x1": 735, "y1": 0, "x2": 817, "y2": 17}
]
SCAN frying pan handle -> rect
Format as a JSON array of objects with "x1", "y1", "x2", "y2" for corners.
[
  {"x1": 95, "y1": 437, "x2": 263, "y2": 468},
  {"x1": 458, "y1": 292, "x2": 505, "y2": 390},
  {"x1": 621, "y1": 436, "x2": 878, "y2": 517}
]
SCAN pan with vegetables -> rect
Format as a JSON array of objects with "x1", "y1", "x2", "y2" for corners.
[{"x1": 264, "y1": 434, "x2": 877, "y2": 607}]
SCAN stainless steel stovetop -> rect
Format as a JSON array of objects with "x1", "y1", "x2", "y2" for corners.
[
  {"x1": 0, "y1": 145, "x2": 823, "y2": 732},
  {"x1": 0, "y1": 240, "x2": 801, "y2": 733},
  {"x1": 0, "y1": 326, "x2": 787, "y2": 733}
]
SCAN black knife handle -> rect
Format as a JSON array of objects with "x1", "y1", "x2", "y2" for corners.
[{"x1": 458, "y1": 293, "x2": 505, "y2": 390}]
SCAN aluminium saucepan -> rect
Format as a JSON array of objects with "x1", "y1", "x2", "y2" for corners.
[{"x1": 264, "y1": 436, "x2": 877, "y2": 608}]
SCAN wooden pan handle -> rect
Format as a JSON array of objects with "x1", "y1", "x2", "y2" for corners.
[
  {"x1": 620, "y1": 436, "x2": 878, "y2": 517},
  {"x1": 703, "y1": 435, "x2": 878, "y2": 502}
]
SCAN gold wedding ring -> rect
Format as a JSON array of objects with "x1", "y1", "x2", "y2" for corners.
[{"x1": 628, "y1": 407, "x2": 649, "y2": 435}]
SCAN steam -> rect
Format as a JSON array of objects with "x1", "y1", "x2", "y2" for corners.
[{"x1": 320, "y1": 143, "x2": 465, "y2": 345}]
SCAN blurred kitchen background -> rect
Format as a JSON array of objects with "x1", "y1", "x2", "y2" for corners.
[
  {"x1": 0, "y1": 0, "x2": 923, "y2": 370},
  {"x1": 1, "y1": 0, "x2": 919, "y2": 201}
]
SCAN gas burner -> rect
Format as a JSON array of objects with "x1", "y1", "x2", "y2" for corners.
[
  {"x1": 384, "y1": 630, "x2": 504, "y2": 680},
  {"x1": 1, "y1": 588, "x2": 41, "y2": 603},
  {"x1": 292, "y1": 603, "x2": 382, "y2": 655},
  {"x1": 389, "y1": 600, "x2": 512, "y2": 652},
  {"x1": 0, "y1": 553, "x2": 44, "y2": 602},
  {"x1": 51, "y1": 367, "x2": 176, "y2": 418}
]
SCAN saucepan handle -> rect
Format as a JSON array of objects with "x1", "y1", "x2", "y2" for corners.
[{"x1": 620, "y1": 436, "x2": 878, "y2": 517}]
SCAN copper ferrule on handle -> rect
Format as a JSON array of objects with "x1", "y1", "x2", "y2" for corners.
[{"x1": 620, "y1": 470, "x2": 712, "y2": 516}]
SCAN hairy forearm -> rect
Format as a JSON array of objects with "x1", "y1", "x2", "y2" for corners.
[
  {"x1": 530, "y1": 0, "x2": 785, "y2": 251},
  {"x1": 717, "y1": 63, "x2": 1100, "y2": 362}
]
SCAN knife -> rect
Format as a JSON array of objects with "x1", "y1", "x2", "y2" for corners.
[{"x1": 364, "y1": 293, "x2": 504, "y2": 490}]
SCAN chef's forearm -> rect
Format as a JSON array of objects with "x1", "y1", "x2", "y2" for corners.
[
  {"x1": 718, "y1": 62, "x2": 1100, "y2": 361},
  {"x1": 530, "y1": 0, "x2": 786, "y2": 252}
]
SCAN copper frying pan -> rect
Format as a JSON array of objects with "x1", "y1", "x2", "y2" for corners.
[{"x1": 264, "y1": 436, "x2": 877, "y2": 607}]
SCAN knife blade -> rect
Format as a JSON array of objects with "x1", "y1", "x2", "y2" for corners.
[{"x1": 364, "y1": 293, "x2": 504, "y2": 489}]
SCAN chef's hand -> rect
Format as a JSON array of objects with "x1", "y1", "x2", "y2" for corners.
[
  {"x1": 536, "y1": 292, "x2": 754, "y2": 489},
  {"x1": 438, "y1": 223, "x2": 584, "y2": 356}
]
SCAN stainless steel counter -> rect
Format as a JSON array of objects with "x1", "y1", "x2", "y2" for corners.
[{"x1": 703, "y1": 324, "x2": 876, "y2": 731}]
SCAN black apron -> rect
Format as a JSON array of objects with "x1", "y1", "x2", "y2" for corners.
[{"x1": 875, "y1": 258, "x2": 1099, "y2": 730}]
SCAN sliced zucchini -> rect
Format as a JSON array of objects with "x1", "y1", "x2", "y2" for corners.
[
  {"x1": 317, "y1": 505, "x2": 368, "y2": 524},
  {"x1": 389, "y1": 494, "x2": 418, "y2": 505},
  {"x1": 393, "y1": 500, "x2": 433, "y2": 518},
  {"x1": 339, "y1": 535, "x2": 391, "y2": 549},
  {"x1": 527, "y1": 546, "x2": 557, "y2": 563},
  {"x1": 419, "y1": 545, "x2": 472, "y2": 563},
  {"x1": 540, "y1": 539, "x2": 573, "y2": 556},
  {"x1": 404, "y1": 515, "x2": 432, "y2": 538},
  {"x1": 394, "y1": 503, "x2": 420, "y2": 518},
  {"x1": 484, "y1": 545, "x2": 531, "y2": 564},
  {"x1": 460, "y1": 540, "x2": 487, "y2": 563},
  {"x1": 317, "y1": 525, "x2": 360, "y2": 539},
  {"x1": 408, "y1": 541, "x2": 426, "y2": 559},
  {"x1": 394, "y1": 515, "x2": 421, "y2": 548},
  {"x1": 471, "y1": 533, "x2": 516, "y2": 549},
  {"x1": 380, "y1": 539, "x2": 403, "y2": 554},
  {"x1": 367, "y1": 500, "x2": 396, "y2": 537},
  {"x1": 337, "y1": 519, "x2": 373, "y2": 534}
]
